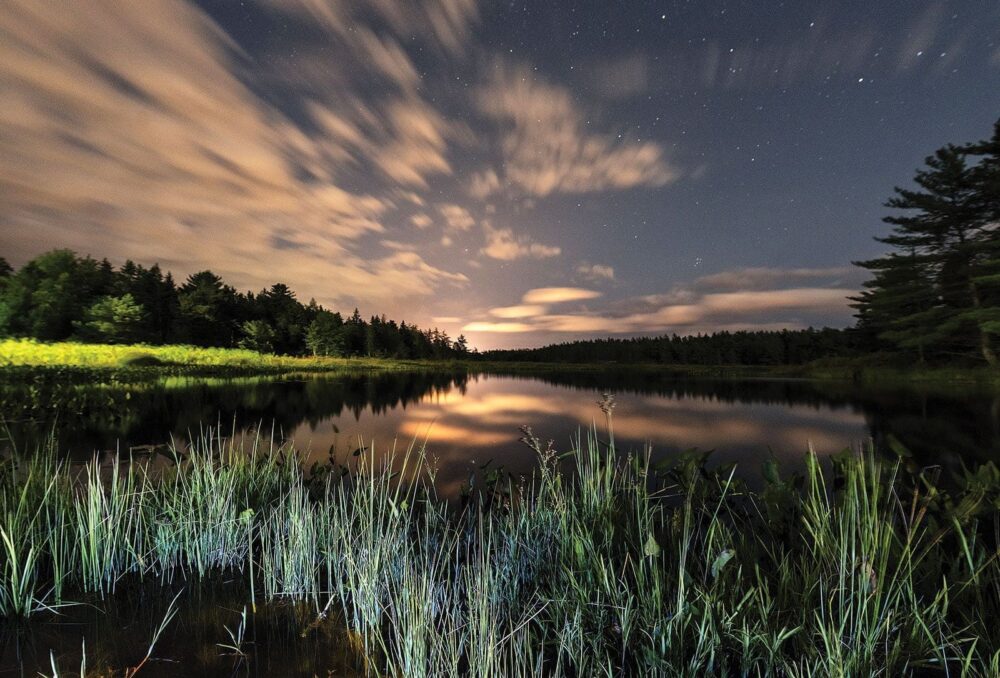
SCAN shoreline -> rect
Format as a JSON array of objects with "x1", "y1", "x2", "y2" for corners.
[{"x1": 2, "y1": 339, "x2": 998, "y2": 388}]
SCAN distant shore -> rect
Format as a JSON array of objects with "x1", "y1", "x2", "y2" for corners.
[{"x1": 2, "y1": 338, "x2": 998, "y2": 388}]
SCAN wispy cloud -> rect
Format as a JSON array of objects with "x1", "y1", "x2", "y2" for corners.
[
  {"x1": 410, "y1": 213, "x2": 434, "y2": 229},
  {"x1": 576, "y1": 263, "x2": 616, "y2": 282},
  {"x1": 693, "y1": 266, "x2": 856, "y2": 291},
  {"x1": 463, "y1": 321, "x2": 534, "y2": 333},
  {"x1": 439, "y1": 204, "x2": 476, "y2": 231},
  {"x1": 480, "y1": 223, "x2": 561, "y2": 261},
  {"x1": 0, "y1": 0, "x2": 467, "y2": 313},
  {"x1": 476, "y1": 64, "x2": 679, "y2": 196},
  {"x1": 468, "y1": 169, "x2": 502, "y2": 199},
  {"x1": 521, "y1": 287, "x2": 603, "y2": 304},
  {"x1": 488, "y1": 305, "x2": 547, "y2": 319},
  {"x1": 463, "y1": 269, "x2": 854, "y2": 336}
]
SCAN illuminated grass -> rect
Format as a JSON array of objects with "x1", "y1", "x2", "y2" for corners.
[
  {"x1": 0, "y1": 338, "x2": 429, "y2": 372},
  {"x1": 2, "y1": 424, "x2": 1000, "y2": 675}
]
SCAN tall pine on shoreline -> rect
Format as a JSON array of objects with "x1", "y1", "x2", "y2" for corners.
[{"x1": 853, "y1": 120, "x2": 1000, "y2": 366}]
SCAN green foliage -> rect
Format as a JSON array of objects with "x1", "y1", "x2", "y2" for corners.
[
  {"x1": 238, "y1": 319, "x2": 278, "y2": 353},
  {"x1": 0, "y1": 250, "x2": 112, "y2": 340},
  {"x1": 0, "y1": 252, "x2": 470, "y2": 359},
  {"x1": 74, "y1": 293, "x2": 146, "y2": 344},
  {"x1": 305, "y1": 310, "x2": 344, "y2": 356}
]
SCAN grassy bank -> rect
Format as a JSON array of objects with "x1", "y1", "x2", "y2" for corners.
[
  {"x1": 0, "y1": 338, "x2": 439, "y2": 377},
  {"x1": 5, "y1": 339, "x2": 998, "y2": 389},
  {"x1": 3, "y1": 427, "x2": 1000, "y2": 675}
]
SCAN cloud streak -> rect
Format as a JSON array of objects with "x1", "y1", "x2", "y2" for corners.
[
  {"x1": 476, "y1": 65, "x2": 679, "y2": 196},
  {"x1": 480, "y1": 223, "x2": 561, "y2": 261},
  {"x1": 463, "y1": 269, "x2": 855, "y2": 337},
  {"x1": 0, "y1": 0, "x2": 472, "y2": 315}
]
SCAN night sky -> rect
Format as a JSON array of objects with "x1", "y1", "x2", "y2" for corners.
[{"x1": 2, "y1": 1, "x2": 998, "y2": 348}]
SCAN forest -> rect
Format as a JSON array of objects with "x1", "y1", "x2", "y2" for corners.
[{"x1": 0, "y1": 254, "x2": 470, "y2": 359}]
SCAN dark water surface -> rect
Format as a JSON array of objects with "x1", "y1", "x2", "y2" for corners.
[
  {"x1": 2, "y1": 368, "x2": 997, "y2": 486},
  {"x1": 1, "y1": 368, "x2": 997, "y2": 675}
]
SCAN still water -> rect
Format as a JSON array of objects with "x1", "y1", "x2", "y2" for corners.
[
  {"x1": 2, "y1": 367, "x2": 998, "y2": 675},
  {"x1": 3, "y1": 368, "x2": 997, "y2": 490}
]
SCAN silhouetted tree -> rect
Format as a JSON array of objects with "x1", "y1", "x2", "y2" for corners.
[{"x1": 853, "y1": 119, "x2": 1000, "y2": 365}]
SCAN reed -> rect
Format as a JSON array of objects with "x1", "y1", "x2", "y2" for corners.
[{"x1": 2, "y1": 418, "x2": 999, "y2": 675}]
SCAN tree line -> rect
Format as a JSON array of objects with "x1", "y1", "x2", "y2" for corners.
[
  {"x1": 483, "y1": 329, "x2": 856, "y2": 366},
  {"x1": 0, "y1": 252, "x2": 471, "y2": 359}
]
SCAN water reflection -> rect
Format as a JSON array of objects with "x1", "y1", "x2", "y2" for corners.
[
  {"x1": 1, "y1": 369, "x2": 997, "y2": 492},
  {"x1": 289, "y1": 376, "x2": 872, "y2": 496}
]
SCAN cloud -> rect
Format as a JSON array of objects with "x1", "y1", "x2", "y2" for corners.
[
  {"x1": 693, "y1": 266, "x2": 856, "y2": 291},
  {"x1": 0, "y1": 0, "x2": 467, "y2": 314},
  {"x1": 432, "y1": 316, "x2": 463, "y2": 324},
  {"x1": 468, "y1": 169, "x2": 501, "y2": 199},
  {"x1": 488, "y1": 305, "x2": 547, "y2": 318},
  {"x1": 462, "y1": 321, "x2": 534, "y2": 333},
  {"x1": 261, "y1": 0, "x2": 480, "y2": 57},
  {"x1": 576, "y1": 263, "x2": 616, "y2": 282},
  {"x1": 522, "y1": 287, "x2": 602, "y2": 304},
  {"x1": 410, "y1": 213, "x2": 433, "y2": 229},
  {"x1": 480, "y1": 223, "x2": 561, "y2": 261},
  {"x1": 372, "y1": 100, "x2": 454, "y2": 187},
  {"x1": 896, "y1": 4, "x2": 945, "y2": 71},
  {"x1": 476, "y1": 65, "x2": 679, "y2": 196},
  {"x1": 438, "y1": 204, "x2": 476, "y2": 231},
  {"x1": 465, "y1": 269, "x2": 855, "y2": 336}
]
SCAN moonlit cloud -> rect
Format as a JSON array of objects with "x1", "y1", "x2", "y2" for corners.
[
  {"x1": 476, "y1": 65, "x2": 680, "y2": 196},
  {"x1": 463, "y1": 268, "x2": 854, "y2": 339},
  {"x1": 522, "y1": 287, "x2": 603, "y2": 304},
  {"x1": 5, "y1": 1, "x2": 984, "y2": 350},
  {"x1": 261, "y1": 0, "x2": 480, "y2": 57},
  {"x1": 693, "y1": 266, "x2": 856, "y2": 291},
  {"x1": 576, "y1": 263, "x2": 616, "y2": 282},
  {"x1": 0, "y1": 0, "x2": 475, "y2": 316},
  {"x1": 410, "y1": 214, "x2": 434, "y2": 229},
  {"x1": 468, "y1": 169, "x2": 502, "y2": 199},
  {"x1": 489, "y1": 305, "x2": 547, "y2": 319},
  {"x1": 463, "y1": 321, "x2": 534, "y2": 333},
  {"x1": 480, "y1": 224, "x2": 561, "y2": 261},
  {"x1": 438, "y1": 204, "x2": 476, "y2": 231}
]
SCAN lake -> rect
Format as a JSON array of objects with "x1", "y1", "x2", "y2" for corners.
[
  {"x1": 2, "y1": 366, "x2": 998, "y2": 675},
  {"x1": 3, "y1": 368, "x2": 996, "y2": 493}
]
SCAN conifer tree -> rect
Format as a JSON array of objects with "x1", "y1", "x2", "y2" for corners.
[{"x1": 853, "y1": 120, "x2": 1000, "y2": 365}]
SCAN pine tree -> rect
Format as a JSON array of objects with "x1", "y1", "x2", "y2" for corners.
[{"x1": 853, "y1": 121, "x2": 1000, "y2": 365}]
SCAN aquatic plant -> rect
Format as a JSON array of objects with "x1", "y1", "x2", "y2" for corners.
[{"x1": 2, "y1": 420, "x2": 999, "y2": 675}]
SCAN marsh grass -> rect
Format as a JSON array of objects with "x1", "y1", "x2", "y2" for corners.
[
  {"x1": 0, "y1": 338, "x2": 435, "y2": 374},
  {"x1": 2, "y1": 420, "x2": 999, "y2": 675}
]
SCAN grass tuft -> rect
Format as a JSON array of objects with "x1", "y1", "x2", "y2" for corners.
[{"x1": 2, "y1": 421, "x2": 999, "y2": 674}]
